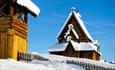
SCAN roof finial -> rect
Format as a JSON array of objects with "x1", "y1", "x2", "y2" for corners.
[
  {"x1": 71, "y1": 7, "x2": 78, "y2": 13},
  {"x1": 71, "y1": 7, "x2": 76, "y2": 11}
]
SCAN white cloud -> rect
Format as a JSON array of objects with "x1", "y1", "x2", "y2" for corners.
[{"x1": 52, "y1": 13, "x2": 65, "y2": 18}]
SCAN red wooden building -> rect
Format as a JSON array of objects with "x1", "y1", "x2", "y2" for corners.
[{"x1": 48, "y1": 8, "x2": 100, "y2": 60}]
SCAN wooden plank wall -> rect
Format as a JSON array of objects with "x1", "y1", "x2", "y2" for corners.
[{"x1": 0, "y1": 32, "x2": 6, "y2": 58}]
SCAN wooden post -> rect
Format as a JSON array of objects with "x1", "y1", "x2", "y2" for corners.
[
  {"x1": 9, "y1": 0, "x2": 14, "y2": 18},
  {"x1": 7, "y1": 29, "x2": 14, "y2": 58}
]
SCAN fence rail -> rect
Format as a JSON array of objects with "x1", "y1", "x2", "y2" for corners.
[
  {"x1": 18, "y1": 51, "x2": 48, "y2": 61},
  {"x1": 66, "y1": 60, "x2": 115, "y2": 70}
]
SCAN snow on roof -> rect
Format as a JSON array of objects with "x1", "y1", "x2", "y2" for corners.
[
  {"x1": 71, "y1": 29, "x2": 79, "y2": 39},
  {"x1": 70, "y1": 40, "x2": 80, "y2": 50},
  {"x1": 48, "y1": 40, "x2": 99, "y2": 53},
  {"x1": 73, "y1": 11, "x2": 93, "y2": 41},
  {"x1": 71, "y1": 40, "x2": 97, "y2": 51},
  {"x1": 17, "y1": 0, "x2": 40, "y2": 16},
  {"x1": 64, "y1": 24, "x2": 79, "y2": 40},
  {"x1": 48, "y1": 42, "x2": 68, "y2": 52},
  {"x1": 57, "y1": 9, "x2": 93, "y2": 41}
]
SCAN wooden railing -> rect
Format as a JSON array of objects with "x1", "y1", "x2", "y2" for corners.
[
  {"x1": 66, "y1": 60, "x2": 115, "y2": 70},
  {"x1": 18, "y1": 51, "x2": 48, "y2": 61}
]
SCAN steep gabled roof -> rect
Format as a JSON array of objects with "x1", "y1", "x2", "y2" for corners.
[
  {"x1": 17, "y1": 0, "x2": 40, "y2": 16},
  {"x1": 57, "y1": 9, "x2": 93, "y2": 41}
]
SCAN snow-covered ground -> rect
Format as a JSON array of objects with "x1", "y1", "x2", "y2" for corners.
[
  {"x1": 0, "y1": 59, "x2": 85, "y2": 70},
  {"x1": 32, "y1": 52, "x2": 115, "y2": 69},
  {"x1": 44, "y1": 54, "x2": 115, "y2": 69},
  {"x1": 1, "y1": 52, "x2": 115, "y2": 70}
]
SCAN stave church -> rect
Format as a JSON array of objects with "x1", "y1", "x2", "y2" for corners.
[{"x1": 48, "y1": 8, "x2": 100, "y2": 60}]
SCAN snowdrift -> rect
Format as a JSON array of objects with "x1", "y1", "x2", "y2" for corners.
[{"x1": 0, "y1": 59, "x2": 85, "y2": 70}]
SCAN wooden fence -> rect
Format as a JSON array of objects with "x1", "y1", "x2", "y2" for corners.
[
  {"x1": 17, "y1": 51, "x2": 48, "y2": 61},
  {"x1": 17, "y1": 51, "x2": 115, "y2": 70},
  {"x1": 66, "y1": 60, "x2": 115, "y2": 70}
]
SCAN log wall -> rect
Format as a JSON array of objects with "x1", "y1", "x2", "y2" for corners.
[{"x1": 0, "y1": 17, "x2": 28, "y2": 60}]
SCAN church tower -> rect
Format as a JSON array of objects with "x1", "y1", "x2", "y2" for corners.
[{"x1": 0, "y1": 0, "x2": 40, "y2": 60}]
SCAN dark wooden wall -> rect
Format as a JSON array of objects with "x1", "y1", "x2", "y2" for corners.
[{"x1": 50, "y1": 43, "x2": 100, "y2": 60}]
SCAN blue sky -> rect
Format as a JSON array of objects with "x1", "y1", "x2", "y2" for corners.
[{"x1": 28, "y1": 0, "x2": 115, "y2": 62}]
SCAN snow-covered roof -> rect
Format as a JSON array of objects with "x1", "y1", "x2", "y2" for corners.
[
  {"x1": 17, "y1": 0, "x2": 40, "y2": 16},
  {"x1": 57, "y1": 9, "x2": 93, "y2": 41},
  {"x1": 48, "y1": 40, "x2": 99, "y2": 53},
  {"x1": 48, "y1": 42, "x2": 68, "y2": 52},
  {"x1": 71, "y1": 40, "x2": 97, "y2": 51}
]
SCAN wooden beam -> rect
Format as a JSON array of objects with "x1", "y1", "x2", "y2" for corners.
[
  {"x1": 0, "y1": 11, "x2": 7, "y2": 17},
  {"x1": 24, "y1": 12, "x2": 28, "y2": 24},
  {"x1": 9, "y1": 0, "x2": 14, "y2": 18},
  {"x1": 0, "y1": 4, "x2": 6, "y2": 10}
]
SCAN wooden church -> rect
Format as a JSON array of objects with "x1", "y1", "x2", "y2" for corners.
[
  {"x1": 0, "y1": 0, "x2": 40, "y2": 60},
  {"x1": 48, "y1": 8, "x2": 100, "y2": 60}
]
